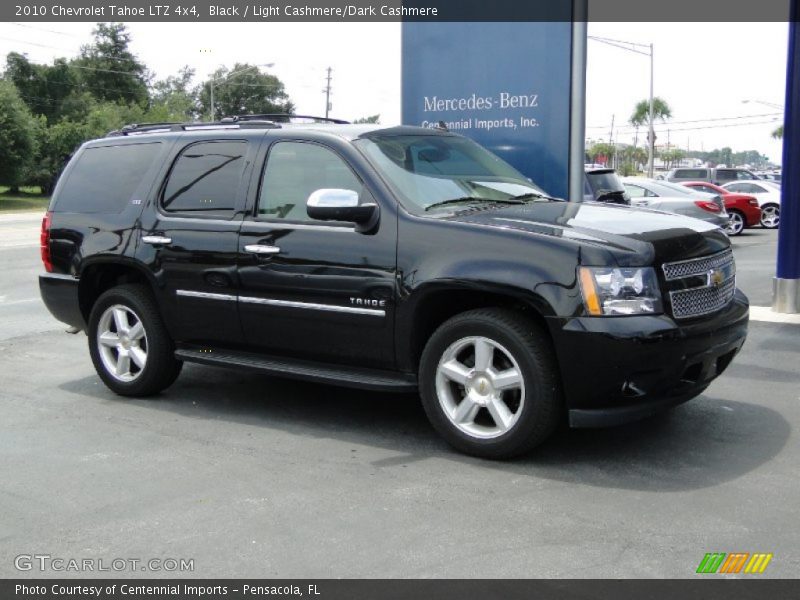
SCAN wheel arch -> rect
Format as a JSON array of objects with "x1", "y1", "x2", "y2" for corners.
[
  {"x1": 78, "y1": 258, "x2": 160, "y2": 324},
  {"x1": 399, "y1": 283, "x2": 557, "y2": 373}
]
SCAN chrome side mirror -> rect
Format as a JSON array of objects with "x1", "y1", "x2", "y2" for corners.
[{"x1": 306, "y1": 188, "x2": 379, "y2": 231}]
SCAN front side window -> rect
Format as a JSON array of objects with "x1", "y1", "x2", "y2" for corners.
[
  {"x1": 258, "y1": 141, "x2": 363, "y2": 221},
  {"x1": 354, "y1": 134, "x2": 547, "y2": 212},
  {"x1": 162, "y1": 141, "x2": 247, "y2": 215}
]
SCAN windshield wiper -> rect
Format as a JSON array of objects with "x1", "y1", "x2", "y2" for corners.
[
  {"x1": 424, "y1": 197, "x2": 524, "y2": 211},
  {"x1": 508, "y1": 191, "x2": 561, "y2": 202}
]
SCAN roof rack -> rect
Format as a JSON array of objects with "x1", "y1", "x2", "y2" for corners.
[
  {"x1": 106, "y1": 114, "x2": 350, "y2": 137},
  {"x1": 223, "y1": 113, "x2": 351, "y2": 124},
  {"x1": 106, "y1": 120, "x2": 283, "y2": 137}
]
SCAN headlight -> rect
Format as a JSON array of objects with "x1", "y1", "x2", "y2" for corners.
[{"x1": 578, "y1": 266, "x2": 663, "y2": 316}]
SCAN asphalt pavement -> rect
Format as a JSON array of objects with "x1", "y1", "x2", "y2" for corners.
[{"x1": 1, "y1": 211, "x2": 798, "y2": 578}]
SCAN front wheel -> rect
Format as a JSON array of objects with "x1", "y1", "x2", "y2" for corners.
[
  {"x1": 419, "y1": 309, "x2": 562, "y2": 459},
  {"x1": 726, "y1": 210, "x2": 745, "y2": 236},
  {"x1": 761, "y1": 203, "x2": 780, "y2": 229},
  {"x1": 88, "y1": 284, "x2": 182, "y2": 396}
]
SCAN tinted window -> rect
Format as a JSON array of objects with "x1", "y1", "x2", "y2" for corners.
[
  {"x1": 56, "y1": 143, "x2": 160, "y2": 213},
  {"x1": 162, "y1": 141, "x2": 247, "y2": 215},
  {"x1": 675, "y1": 169, "x2": 707, "y2": 179},
  {"x1": 716, "y1": 169, "x2": 736, "y2": 182},
  {"x1": 259, "y1": 141, "x2": 362, "y2": 221}
]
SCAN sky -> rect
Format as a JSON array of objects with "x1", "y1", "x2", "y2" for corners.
[{"x1": 0, "y1": 20, "x2": 789, "y2": 163}]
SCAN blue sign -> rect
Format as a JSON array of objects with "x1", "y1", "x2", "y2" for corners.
[{"x1": 402, "y1": 21, "x2": 574, "y2": 199}]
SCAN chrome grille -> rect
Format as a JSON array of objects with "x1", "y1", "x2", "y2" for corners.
[
  {"x1": 663, "y1": 248, "x2": 733, "y2": 281},
  {"x1": 663, "y1": 249, "x2": 736, "y2": 319},
  {"x1": 670, "y1": 277, "x2": 736, "y2": 319}
]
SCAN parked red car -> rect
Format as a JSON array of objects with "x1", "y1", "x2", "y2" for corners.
[{"x1": 681, "y1": 181, "x2": 762, "y2": 235}]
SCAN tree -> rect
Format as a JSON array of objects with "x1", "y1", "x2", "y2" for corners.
[
  {"x1": 659, "y1": 148, "x2": 686, "y2": 170},
  {"x1": 0, "y1": 80, "x2": 39, "y2": 190},
  {"x1": 74, "y1": 23, "x2": 148, "y2": 106},
  {"x1": 197, "y1": 63, "x2": 293, "y2": 121},
  {"x1": 4, "y1": 53, "x2": 79, "y2": 124},
  {"x1": 148, "y1": 66, "x2": 197, "y2": 121},
  {"x1": 354, "y1": 114, "x2": 380, "y2": 124},
  {"x1": 587, "y1": 142, "x2": 615, "y2": 165},
  {"x1": 629, "y1": 97, "x2": 672, "y2": 129},
  {"x1": 772, "y1": 125, "x2": 784, "y2": 139}
]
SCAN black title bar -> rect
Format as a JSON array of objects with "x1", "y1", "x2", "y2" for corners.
[{"x1": 0, "y1": 0, "x2": 794, "y2": 22}]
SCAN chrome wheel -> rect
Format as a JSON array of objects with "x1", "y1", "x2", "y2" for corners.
[
  {"x1": 96, "y1": 304, "x2": 148, "y2": 382},
  {"x1": 761, "y1": 205, "x2": 780, "y2": 229},
  {"x1": 727, "y1": 212, "x2": 744, "y2": 236},
  {"x1": 435, "y1": 336, "x2": 525, "y2": 439}
]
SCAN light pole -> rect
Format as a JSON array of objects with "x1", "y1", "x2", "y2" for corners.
[
  {"x1": 208, "y1": 62, "x2": 275, "y2": 122},
  {"x1": 589, "y1": 36, "x2": 655, "y2": 177}
]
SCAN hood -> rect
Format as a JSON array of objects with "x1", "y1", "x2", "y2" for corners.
[{"x1": 446, "y1": 201, "x2": 729, "y2": 267}]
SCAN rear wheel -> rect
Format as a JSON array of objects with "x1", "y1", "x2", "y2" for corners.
[
  {"x1": 419, "y1": 309, "x2": 562, "y2": 459},
  {"x1": 88, "y1": 284, "x2": 182, "y2": 396},
  {"x1": 726, "y1": 210, "x2": 745, "y2": 236},
  {"x1": 760, "y1": 203, "x2": 780, "y2": 229}
]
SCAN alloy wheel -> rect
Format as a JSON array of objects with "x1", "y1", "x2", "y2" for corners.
[
  {"x1": 761, "y1": 205, "x2": 780, "y2": 228},
  {"x1": 96, "y1": 304, "x2": 148, "y2": 382},
  {"x1": 435, "y1": 336, "x2": 525, "y2": 439}
]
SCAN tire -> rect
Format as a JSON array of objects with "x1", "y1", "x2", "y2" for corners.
[
  {"x1": 418, "y1": 308, "x2": 562, "y2": 459},
  {"x1": 726, "y1": 210, "x2": 745, "y2": 236},
  {"x1": 760, "y1": 203, "x2": 780, "y2": 229},
  {"x1": 88, "y1": 284, "x2": 182, "y2": 396}
]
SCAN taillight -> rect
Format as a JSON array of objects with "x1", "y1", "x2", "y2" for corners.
[
  {"x1": 695, "y1": 200, "x2": 721, "y2": 213},
  {"x1": 40, "y1": 211, "x2": 53, "y2": 272},
  {"x1": 749, "y1": 199, "x2": 759, "y2": 206}
]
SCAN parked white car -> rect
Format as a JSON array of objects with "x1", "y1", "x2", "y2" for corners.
[
  {"x1": 722, "y1": 180, "x2": 781, "y2": 229},
  {"x1": 621, "y1": 177, "x2": 730, "y2": 229}
]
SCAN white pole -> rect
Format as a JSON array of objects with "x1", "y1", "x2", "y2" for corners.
[{"x1": 647, "y1": 43, "x2": 655, "y2": 178}]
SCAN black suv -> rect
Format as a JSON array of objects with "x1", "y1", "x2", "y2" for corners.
[{"x1": 39, "y1": 118, "x2": 749, "y2": 458}]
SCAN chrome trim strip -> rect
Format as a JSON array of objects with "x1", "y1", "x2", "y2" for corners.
[
  {"x1": 176, "y1": 290, "x2": 237, "y2": 302},
  {"x1": 248, "y1": 222, "x2": 356, "y2": 232},
  {"x1": 239, "y1": 296, "x2": 385, "y2": 317}
]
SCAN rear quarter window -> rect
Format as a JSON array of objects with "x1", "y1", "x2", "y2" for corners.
[{"x1": 54, "y1": 142, "x2": 161, "y2": 213}]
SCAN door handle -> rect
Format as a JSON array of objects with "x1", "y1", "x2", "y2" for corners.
[
  {"x1": 244, "y1": 244, "x2": 281, "y2": 255},
  {"x1": 142, "y1": 235, "x2": 172, "y2": 245}
]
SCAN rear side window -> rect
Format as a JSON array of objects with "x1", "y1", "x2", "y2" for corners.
[
  {"x1": 162, "y1": 141, "x2": 247, "y2": 216},
  {"x1": 55, "y1": 143, "x2": 160, "y2": 213},
  {"x1": 716, "y1": 169, "x2": 736, "y2": 182}
]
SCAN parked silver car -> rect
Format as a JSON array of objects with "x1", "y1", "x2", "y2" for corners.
[{"x1": 621, "y1": 177, "x2": 730, "y2": 229}]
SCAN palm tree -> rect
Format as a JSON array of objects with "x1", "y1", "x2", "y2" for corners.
[{"x1": 629, "y1": 97, "x2": 672, "y2": 129}]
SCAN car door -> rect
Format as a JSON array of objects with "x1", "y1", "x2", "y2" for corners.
[
  {"x1": 237, "y1": 135, "x2": 397, "y2": 369},
  {"x1": 137, "y1": 136, "x2": 259, "y2": 346}
]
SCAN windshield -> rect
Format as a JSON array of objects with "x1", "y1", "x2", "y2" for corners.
[
  {"x1": 586, "y1": 171, "x2": 625, "y2": 194},
  {"x1": 354, "y1": 134, "x2": 547, "y2": 211}
]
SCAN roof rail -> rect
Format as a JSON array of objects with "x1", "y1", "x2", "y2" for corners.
[
  {"x1": 106, "y1": 120, "x2": 282, "y2": 137},
  {"x1": 223, "y1": 113, "x2": 351, "y2": 125}
]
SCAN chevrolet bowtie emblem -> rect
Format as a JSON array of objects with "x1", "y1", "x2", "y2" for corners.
[{"x1": 708, "y1": 268, "x2": 724, "y2": 287}]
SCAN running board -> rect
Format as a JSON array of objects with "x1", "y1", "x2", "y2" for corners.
[{"x1": 175, "y1": 347, "x2": 418, "y2": 393}]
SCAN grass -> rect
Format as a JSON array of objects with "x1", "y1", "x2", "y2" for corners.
[{"x1": 0, "y1": 186, "x2": 50, "y2": 213}]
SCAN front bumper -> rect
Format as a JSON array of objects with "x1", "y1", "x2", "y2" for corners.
[
  {"x1": 546, "y1": 289, "x2": 749, "y2": 428},
  {"x1": 39, "y1": 273, "x2": 84, "y2": 330}
]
